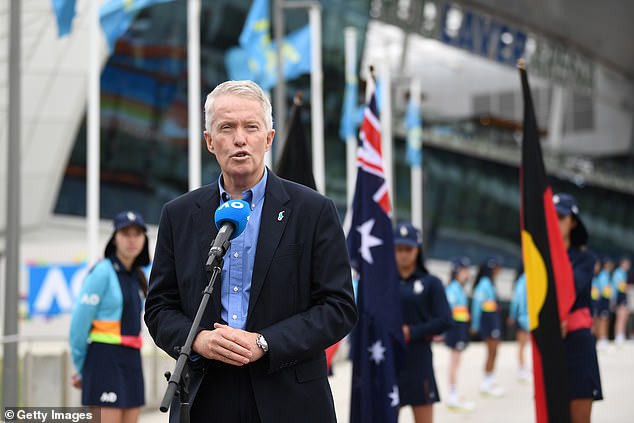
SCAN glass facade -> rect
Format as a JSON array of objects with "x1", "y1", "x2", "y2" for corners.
[
  {"x1": 55, "y1": 0, "x2": 634, "y2": 263},
  {"x1": 55, "y1": 0, "x2": 370, "y2": 223},
  {"x1": 391, "y1": 121, "x2": 634, "y2": 266}
]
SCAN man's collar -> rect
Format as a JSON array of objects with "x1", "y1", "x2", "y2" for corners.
[{"x1": 218, "y1": 168, "x2": 268, "y2": 208}]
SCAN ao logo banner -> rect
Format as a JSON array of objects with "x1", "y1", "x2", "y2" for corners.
[{"x1": 27, "y1": 263, "x2": 89, "y2": 317}]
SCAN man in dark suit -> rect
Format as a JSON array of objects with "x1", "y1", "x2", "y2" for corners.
[{"x1": 145, "y1": 80, "x2": 358, "y2": 423}]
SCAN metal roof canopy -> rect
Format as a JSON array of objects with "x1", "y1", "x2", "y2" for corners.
[{"x1": 451, "y1": 0, "x2": 634, "y2": 81}]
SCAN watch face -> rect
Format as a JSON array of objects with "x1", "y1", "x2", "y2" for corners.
[{"x1": 257, "y1": 334, "x2": 268, "y2": 351}]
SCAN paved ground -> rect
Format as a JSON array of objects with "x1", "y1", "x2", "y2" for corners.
[{"x1": 140, "y1": 340, "x2": 634, "y2": 422}]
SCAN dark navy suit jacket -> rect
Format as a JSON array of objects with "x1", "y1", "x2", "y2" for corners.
[{"x1": 145, "y1": 171, "x2": 358, "y2": 422}]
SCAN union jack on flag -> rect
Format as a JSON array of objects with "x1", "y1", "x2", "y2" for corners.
[{"x1": 347, "y1": 78, "x2": 404, "y2": 423}]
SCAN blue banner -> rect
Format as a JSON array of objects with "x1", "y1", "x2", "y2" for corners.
[
  {"x1": 27, "y1": 263, "x2": 88, "y2": 317},
  {"x1": 225, "y1": 0, "x2": 311, "y2": 91},
  {"x1": 100, "y1": 0, "x2": 175, "y2": 52},
  {"x1": 405, "y1": 97, "x2": 423, "y2": 167},
  {"x1": 339, "y1": 76, "x2": 364, "y2": 142},
  {"x1": 27, "y1": 262, "x2": 152, "y2": 317},
  {"x1": 239, "y1": 0, "x2": 271, "y2": 48},
  {"x1": 51, "y1": 0, "x2": 77, "y2": 36}
]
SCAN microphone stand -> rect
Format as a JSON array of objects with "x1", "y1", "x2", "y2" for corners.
[{"x1": 160, "y1": 236, "x2": 232, "y2": 423}]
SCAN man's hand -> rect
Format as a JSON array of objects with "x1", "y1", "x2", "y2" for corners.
[{"x1": 193, "y1": 323, "x2": 265, "y2": 366}]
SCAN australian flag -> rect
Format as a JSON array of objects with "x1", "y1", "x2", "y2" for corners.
[{"x1": 347, "y1": 81, "x2": 404, "y2": 423}]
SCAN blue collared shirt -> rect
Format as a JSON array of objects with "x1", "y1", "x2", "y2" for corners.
[{"x1": 218, "y1": 170, "x2": 267, "y2": 329}]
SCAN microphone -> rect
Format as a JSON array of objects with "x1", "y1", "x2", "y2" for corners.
[
  {"x1": 161, "y1": 199, "x2": 251, "y2": 413},
  {"x1": 206, "y1": 199, "x2": 251, "y2": 268}
]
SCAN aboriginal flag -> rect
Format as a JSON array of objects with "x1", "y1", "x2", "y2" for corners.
[{"x1": 519, "y1": 63, "x2": 576, "y2": 423}]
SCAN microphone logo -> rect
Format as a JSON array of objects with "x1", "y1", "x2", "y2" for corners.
[
  {"x1": 215, "y1": 199, "x2": 251, "y2": 240},
  {"x1": 217, "y1": 200, "x2": 247, "y2": 211}
]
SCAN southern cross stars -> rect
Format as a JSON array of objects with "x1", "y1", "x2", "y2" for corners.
[
  {"x1": 388, "y1": 385, "x2": 399, "y2": 407},
  {"x1": 356, "y1": 219, "x2": 383, "y2": 264},
  {"x1": 368, "y1": 339, "x2": 386, "y2": 365}
]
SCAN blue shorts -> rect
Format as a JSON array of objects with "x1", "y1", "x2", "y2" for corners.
[
  {"x1": 595, "y1": 298, "x2": 610, "y2": 318},
  {"x1": 397, "y1": 341, "x2": 439, "y2": 406},
  {"x1": 564, "y1": 329, "x2": 603, "y2": 401},
  {"x1": 478, "y1": 311, "x2": 502, "y2": 340},
  {"x1": 82, "y1": 342, "x2": 145, "y2": 407},
  {"x1": 445, "y1": 321, "x2": 469, "y2": 351},
  {"x1": 615, "y1": 292, "x2": 627, "y2": 307}
]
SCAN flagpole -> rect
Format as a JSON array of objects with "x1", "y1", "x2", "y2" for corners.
[
  {"x1": 409, "y1": 78, "x2": 423, "y2": 231},
  {"x1": 308, "y1": 3, "x2": 325, "y2": 194},
  {"x1": 273, "y1": 0, "x2": 286, "y2": 161},
  {"x1": 344, "y1": 27, "x2": 358, "y2": 211},
  {"x1": 265, "y1": 90, "x2": 273, "y2": 169},
  {"x1": 547, "y1": 84, "x2": 565, "y2": 151},
  {"x1": 188, "y1": 0, "x2": 201, "y2": 191},
  {"x1": 3, "y1": 0, "x2": 21, "y2": 409},
  {"x1": 87, "y1": 0, "x2": 101, "y2": 266},
  {"x1": 380, "y1": 60, "x2": 394, "y2": 217}
]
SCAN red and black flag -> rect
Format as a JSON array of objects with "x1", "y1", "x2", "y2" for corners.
[
  {"x1": 519, "y1": 62, "x2": 576, "y2": 423},
  {"x1": 274, "y1": 91, "x2": 317, "y2": 190}
]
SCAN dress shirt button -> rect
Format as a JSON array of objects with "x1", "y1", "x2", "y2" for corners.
[
  {"x1": 232, "y1": 314, "x2": 238, "y2": 320},
  {"x1": 233, "y1": 252, "x2": 239, "y2": 258},
  {"x1": 233, "y1": 286, "x2": 239, "y2": 293}
]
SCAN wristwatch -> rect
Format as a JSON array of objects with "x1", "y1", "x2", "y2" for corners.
[{"x1": 256, "y1": 333, "x2": 269, "y2": 353}]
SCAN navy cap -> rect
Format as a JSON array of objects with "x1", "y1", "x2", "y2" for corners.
[
  {"x1": 104, "y1": 210, "x2": 150, "y2": 265},
  {"x1": 553, "y1": 193, "x2": 588, "y2": 246},
  {"x1": 394, "y1": 222, "x2": 420, "y2": 247},
  {"x1": 483, "y1": 255, "x2": 503, "y2": 269},
  {"x1": 553, "y1": 193, "x2": 580, "y2": 217},
  {"x1": 113, "y1": 210, "x2": 147, "y2": 232},
  {"x1": 451, "y1": 256, "x2": 471, "y2": 270},
  {"x1": 602, "y1": 255, "x2": 615, "y2": 264}
]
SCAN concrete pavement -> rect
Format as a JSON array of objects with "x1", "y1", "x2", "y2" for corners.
[{"x1": 140, "y1": 341, "x2": 634, "y2": 422}]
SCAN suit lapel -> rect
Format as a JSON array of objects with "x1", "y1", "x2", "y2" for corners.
[
  {"x1": 247, "y1": 172, "x2": 291, "y2": 325},
  {"x1": 191, "y1": 182, "x2": 222, "y2": 322}
]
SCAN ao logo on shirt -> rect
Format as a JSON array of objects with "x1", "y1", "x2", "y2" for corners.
[
  {"x1": 100, "y1": 392, "x2": 118, "y2": 403},
  {"x1": 81, "y1": 293, "x2": 100, "y2": 306}
]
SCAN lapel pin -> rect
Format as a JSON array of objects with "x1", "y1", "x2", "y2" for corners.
[{"x1": 277, "y1": 211, "x2": 285, "y2": 221}]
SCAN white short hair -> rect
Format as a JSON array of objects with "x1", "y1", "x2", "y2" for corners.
[{"x1": 204, "y1": 80, "x2": 273, "y2": 133}]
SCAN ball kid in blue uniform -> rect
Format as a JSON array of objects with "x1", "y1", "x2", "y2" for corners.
[
  {"x1": 553, "y1": 193, "x2": 603, "y2": 423},
  {"x1": 471, "y1": 256, "x2": 505, "y2": 397},
  {"x1": 394, "y1": 223, "x2": 452, "y2": 423},
  {"x1": 595, "y1": 256, "x2": 614, "y2": 350},
  {"x1": 590, "y1": 258, "x2": 601, "y2": 322},
  {"x1": 508, "y1": 270, "x2": 531, "y2": 383},
  {"x1": 612, "y1": 256, "x2": 631, "y2": 345},
  {"x1": 444, "y1": 256, "x2": 475, "y2": 412},
  {"x1": 70, "y1": 211, "x2": 150, "y2": 423}
]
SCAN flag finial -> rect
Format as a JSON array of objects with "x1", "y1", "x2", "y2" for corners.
[{"x1": 293, "y1": 91, "x2": 304, "y2": 106}]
